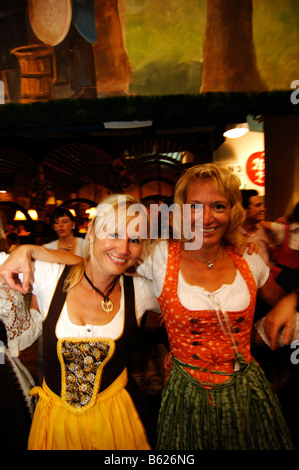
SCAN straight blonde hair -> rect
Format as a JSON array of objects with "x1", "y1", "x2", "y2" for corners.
[{"x1": 64, "y1": 194, "x2": 149, "y2": 292}]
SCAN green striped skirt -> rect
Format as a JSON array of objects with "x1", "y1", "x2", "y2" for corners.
[{"x1": 156, "y1": 355, "x2": 294, "y2": 450}]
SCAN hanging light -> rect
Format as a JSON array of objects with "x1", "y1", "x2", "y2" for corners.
[
  {"x1": 28, "y1": 209, "x2": 38, "y2": 220},
  {"x1": 14, "y1": 210, "x2": 26, "y2": 221},
  {"x1": 86, "y1": 207, "x2": 97, "y2": 219},
  {"x1": 223, "y1": 123, "x2": 249, "y2": 139},
  {"x1": 46, "y1": 196, "x2": 56, "y2": 205}
]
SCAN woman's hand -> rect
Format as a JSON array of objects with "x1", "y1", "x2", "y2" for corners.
[
  {"x1": 0, "y1": 244, "x2": 82, "y2": 294},
  {"x1": 0, "y1": 245, "x2": 33, "y2": 294},
  {"x1": 263, "y1": 292, "x2": 297, "y2": 349},
  {"x1": 235, "y1": 241, "x2": 258, "y2": 256}
]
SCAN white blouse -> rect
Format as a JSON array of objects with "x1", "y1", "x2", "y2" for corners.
[
  {"x1": 43, "y1": 237, "x2": 85, "y2": 257},
  {"x1": 31, "y1": 260, "x2": 160, "y2": 339},
  {"x1": 137, "y1": 242, "x2": 269, "y2": 313},
  {"x1": 0, "y1": 252, "x2": 160, "y2": 340}
]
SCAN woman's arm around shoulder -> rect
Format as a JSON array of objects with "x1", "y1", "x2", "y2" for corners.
[{"x1": 0, "y1": 244, "x2": 82, "y2": 294}]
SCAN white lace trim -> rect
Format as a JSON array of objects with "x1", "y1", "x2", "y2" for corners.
[{"x1": 0, "y1": 284, "x2": 42, "y2": 356}]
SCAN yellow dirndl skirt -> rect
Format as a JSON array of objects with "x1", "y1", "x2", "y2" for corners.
[{"x1": 28, "y1": 368, "x2": 151, "y2": 450}]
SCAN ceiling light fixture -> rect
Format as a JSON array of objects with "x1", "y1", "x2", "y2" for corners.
[
  {"x1": 223, "y1": 123, "x2": 250, "y2": 139},
  {"x1": 86, "y1": 207, "x2": 97, "y2": 219},
  {"x1": 14, "y1": 210, "x2": 26, "y2": 221},
  {"x1": 28, "y1": 209, "x2": 38, "y2": 220}
]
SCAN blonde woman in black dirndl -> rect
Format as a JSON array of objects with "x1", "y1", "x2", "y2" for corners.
[{"x1": 0, "y1": 195, "x2": 159, "y2": 450}]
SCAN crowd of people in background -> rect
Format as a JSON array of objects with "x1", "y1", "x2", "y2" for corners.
[
  {"x1": 240, "y1": 189, "x2": 299, "y2": 446},
  {"x1": 0, "y1": 164, "x2": 298, "y2": 450}
]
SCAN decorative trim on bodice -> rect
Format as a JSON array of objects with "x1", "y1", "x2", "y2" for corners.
[
  {"x1": 43, "y1": 267, "x2": 138, "y2": 401},
  {"x1": 58, "y1": 337, "x2": 115, "y2": 413}
]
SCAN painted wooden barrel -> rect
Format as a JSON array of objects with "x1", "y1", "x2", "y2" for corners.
[{"x1": 10, "y1": 44, "x2": 56, "y2": 103}]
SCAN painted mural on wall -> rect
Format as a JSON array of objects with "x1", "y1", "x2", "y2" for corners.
[{"x1": 0, "y1": 0, "x2": 298, "y2": 103}]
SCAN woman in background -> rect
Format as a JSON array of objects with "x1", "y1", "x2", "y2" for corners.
[
  {"x1": 263, "y1": 202, "x2": 299, "y2": 293},
  {"x1": 44, "y1": 207, "x2": 84, "y2": 257}
]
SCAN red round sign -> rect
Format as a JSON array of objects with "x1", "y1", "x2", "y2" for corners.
[{"x1": 246, "y1": 151, "x2": 265, "y2": 187}]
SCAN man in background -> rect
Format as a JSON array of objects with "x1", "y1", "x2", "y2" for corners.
[{"x1": 240, "y1": 189, "x2": 273, "y2": 266}]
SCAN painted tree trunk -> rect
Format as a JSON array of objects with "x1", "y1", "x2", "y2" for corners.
[
  {"x1": 201, "y1": 0, "x2": 267, "y2": 92},
  {"x1": 93, "y1": 0, "x2": 132, "y2": 96}
]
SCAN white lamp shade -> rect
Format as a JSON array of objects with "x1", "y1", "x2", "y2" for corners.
[
  {"x1": 86, "y1": 207, "x2": 97, "y2": 219},
  {"x1": 28, "y1": 209, "x2": 38, "y2": 220},
  {"x1": 223, "y1": 123, "x2": 249, "y2": 139},
  {"x1": 14, "y1": 210, "x2": 26, "y2": 221}
]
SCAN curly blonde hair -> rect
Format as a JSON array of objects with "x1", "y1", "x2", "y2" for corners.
[{"x1": 174, "y1": 163, "x2": 246, "y2": 247}]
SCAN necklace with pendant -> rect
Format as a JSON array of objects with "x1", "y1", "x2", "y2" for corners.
[
  {"x1": 84, "y1": 271, "x2": 118, "y2": 314},
  {"x1": 59, "y1": 238, "x2": 74, "y2": 251},
  {"x1": 192, "y1": 246, "x2": 222, "y2": 269},
  {"x1": 59, "y1": 244, "x2": 73, "y2": 251}
]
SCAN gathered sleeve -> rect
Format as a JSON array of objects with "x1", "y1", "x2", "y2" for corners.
[
  {"x1": 133, "y1": 276, "x2": 161, "y2": 324},
  {"x1": 137, "y1": 241, "x2": 168, "y2": 298},
  {"x1": 243, "y1": 251, "x2": 270, "y2": 289}
]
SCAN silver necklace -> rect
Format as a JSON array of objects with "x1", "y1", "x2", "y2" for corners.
[{"x1": 192, "y1": 246, "x2": 222, "y2": 269}]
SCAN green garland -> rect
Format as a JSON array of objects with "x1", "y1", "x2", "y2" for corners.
[{"x1": 0, "y1": 91, "x2": 297, "y2": 130}]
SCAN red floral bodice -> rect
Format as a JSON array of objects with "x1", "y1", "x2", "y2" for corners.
[{"x1": 158, "y1": 242, "x2": 257, "y2": 386}]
